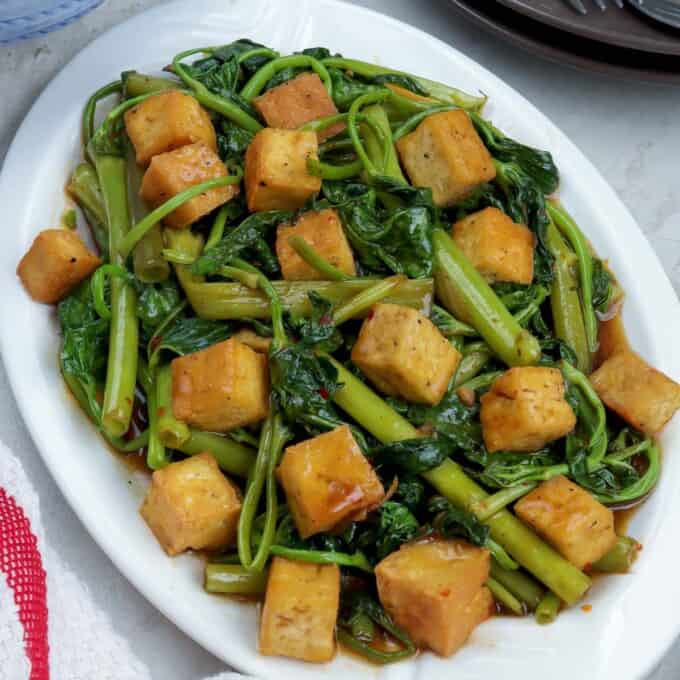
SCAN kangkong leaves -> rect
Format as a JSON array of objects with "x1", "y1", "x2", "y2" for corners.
[
  {"x1": 193, "y1": 210, "x2": 290, "y2": 277},
  {"x1": 470, "y1": 113, "x2": 559, "y2": 195},
  {"x1": 149, "y1": 317, "x2": 233, "y2": 366},
  {"x1": 371, "y1": 437, "x2": 450, "y2": 474},
  {"x1": 58, "y1": 280, "x2": 110, "y2": 424},
  {"x1": 289, "y1": 292, "x2": 342, "y2": 352},
  {"x1": 322, "y1": 180, "x2": 436, "y2": 278},
  {"x1": 427, "y1": 496, "x2": 490, "y2": 547}
]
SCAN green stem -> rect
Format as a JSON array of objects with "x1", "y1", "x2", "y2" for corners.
[
  {"x1": 205, "y1": 205, "x2": 229, "y2": 251},
  {"x1": 95, "y1": 154, "x2": 139, "y2": 439},
  {"x1": 83, "y1": 80, "x2": 122, "y2": 149},
  {"x1": 548, "y1": 202, "x2": 598, "y2": 355},
  {"x1": 172, "y1": 48, "x2": 262, "y2": 133},
  {"x1": 321, "y1": 57, "x2": 487, "y2": 112},
  {"x1": 119, "y1": 174, "x2": 241, "y2": 258},
  {"x1": 392, "y1": 105, "x2": 456, "y2": 140},
  {"x1": 167, "y1": 232, "x2": 433, "y2": 320},
  {"x1": 347, "y1": 91, "x2": 392, "y2": 177},
  {"x1": 490, "y1": 560, "x2": 545, "y2": 611},
  {"x1": 299, "y1": 112, "x2": 348, "y2": 134},
  {"x1": 126, "y1": 139, "x2": 169, "y2": 283},
  {"x1": 591, "y1": 536, "x2": 640, "y2": 573},
  {"x1": 177, "y1": 429, "x2": 255, "y2": 478},
  {"x1": 269, "y1": 546, "x2": 373, "y2": 573},
  {"x1": 145, "y1": 365, "x2": 168, "y2": 470},
  {"x1": 337, "y1": 629, "x2": 415, "y2": 665},
  {"x1": 360, "y1": 104, "x2": 406, "y2": 184},
  {"x1": 204, "y1": 564, "x2": 267, "y2": 595},
  {"x1": 560, "y1": 360, "x2": 607, "y2": 470},
  {"x1": 547, "y1": 221, "x2": 591, "y2": 374},
  {"x1": 332, "y1": 275, "x2": 405, "y2": 325},
  {"x1": 328, "y1": 359, "x2": 591, "y2": 605},
  {"x1": 67, "y1": 163, "x2": 108, "y2": 256},
  {"x1": 238, "y1": 413, "x2": 289, "y2": 572},
  {"x1": 487, "y1": 577, "x2": 524, "y2": 615},
  {"x1": 307, "y1": 157, "x2": 363, "y2": 180},
  {"x1": 155, "y1": 365, "x2": 190, "y2": 449},
  {"x1": 453, "y1": 350, "x2": 492, "y2": 388},
  {"x1": 287, "y1": 235, "x2": 352, "y2": 281},
  {"x1": 433, "y1": 229, "x2": 541, "y2": 367},
  {"x1": 535, "y1": 591, "x2": 562, "y2": 625},
  {"x1": 122, "y1": 71, "x2": 180, "y2": 98},
  {"x1": 471, "y1": 483, "x2": 537, "y2": 521},
  {"x1": 240, "y1": 54, "x2": 332, "y2": 101},
  {"x1": 231, "y1": 259, "x2": 287, "y2": 351}
]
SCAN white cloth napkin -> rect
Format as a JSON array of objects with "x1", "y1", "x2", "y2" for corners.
[{"x1": 0, "y1": 439, "x2": 252, "y2": 680}]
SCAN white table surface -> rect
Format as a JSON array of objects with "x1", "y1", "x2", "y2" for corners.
[{"x1": 1, "y1": 1, "x2": 679, "y2": 677}]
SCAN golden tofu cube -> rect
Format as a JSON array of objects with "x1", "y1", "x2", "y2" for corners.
[
  {"x1": 260, "y1": 557, "x2": 340, "y2": 663},
  {"x1": 277, "y1": 425, "x2": 384, "y2": 539},
  {"x1": 140, "y1": 452, "x2": 242, "y2": 556},
  {"x1": 376, "y1": 538, "x2": 493, "y2": 657},
  {"x1": 351, "y1": 303, "x2": 461, "y2": 405},
  {"x1": 244, "y1": 128, "x2": 321, "y2": 212},
  {"x1": 124, "y1": 90, "x2": 217, "y2": 165},
  {"x1": 590, "y1": 350, "x2": 680, "y2": 436},
  {"x1": 514, "y1": 475, "x2": 617, "y2": 569},
  {"x1": 452, "y1": 207, "x2": 535, "y2": 284},
  {"x1": 396, "y1": 110, "x2": 496, "y2": 207},
  {"x1": 253, "y1": 72, "x2": 344, "y2": 141},
  {"x1": 140, "y1": 142, "x2": 239, "y2": 228},
  {"x1": 480, "y1": 367, "x2": 576, "y2": 452},
  {"x1": 172, "y1": 338, "x2": 269, "y2": 432},
  {"x1": 275, "y1": 209, "x2": 356, "y2": 280},
  {"x1": 17, "y1": 229, "x2": 101, "y2": 304}
]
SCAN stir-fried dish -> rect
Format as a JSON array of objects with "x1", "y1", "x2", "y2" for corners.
[{"x1": 16, "y1": 40, "x2": 680, "y2": 665}]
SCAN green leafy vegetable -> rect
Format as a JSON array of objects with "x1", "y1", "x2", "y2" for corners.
[
  {"x1": 470, "y1": 114, "x2": 559, "y2": 195},
  {"x1": 371, "y1": 437, "x2": 450, "y2": 474},
  {"x1": 427, "y1": 496, "x2": 490, "y2": 547},
  {"x1": 194, "y1": 210, "x2": 290, "y2": 277}
]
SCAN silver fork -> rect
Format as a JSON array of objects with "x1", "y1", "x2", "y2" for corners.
[{"x1": 563, "y1": 0, "x2": 624, "y2": 13}]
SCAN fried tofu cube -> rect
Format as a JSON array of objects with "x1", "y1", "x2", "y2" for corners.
[
  {"x1": 140, "y1": 453, "x2": 242, "y2": 556},
  {"x1": 480, "y1": 367, "x2": 576, "y2": 452},
  {"x1": 260, "y1": 557, "x2": 340, "y2": 662},
  {"x1": 277, "y1": 425, "x2": 384, "y2": 539},
  {"x1": 140, "y1": 142, "x2": 239, "y2": 228},
  {"x1": 590, "y1": 350, "x2": 680, "y2": 436},
  {"x1": 124, "y1": 90, "x2": 217, "y2": 165},
  {"x1": 17, "y1": 229, "x2": 101, "y2": 304},
  {"x1": 244, "y1": 128, "x2": 321, "y2": 212},
  {"x1": 172, "y1": 338, "x2": 269, "y2": 432},
  {"x1": 376, "y1": 539, "x2": 493, "y2": 657},
  {"x1": 351, "y1": 303, "x2": 461, "y2": 405},
  {"x1": 396, "y1": 110, "x2": 496, "y2": 207},
  {"x1": 275, "y1": 209, "x2": 356, "y2": 280},
  {"x1": 452, "y1": 207, "x2": 535, "y2": 284},
  {"x1": 253, "y1": 72, "x2": 344, "y2": 141},
  {"x1": 514, "y1": 475, "x2": 617, "y2": 569}
]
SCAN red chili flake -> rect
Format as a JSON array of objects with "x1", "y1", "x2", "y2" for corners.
[
  {"x1": 637, "y1": 543, "x2": 644, "y2": 551},
  {"x1": 318, "y1": 387, "x2": 329, "y2": 400},
  {"x1": 319, "y1": 314, "x2": 332, "y2": 326},
  {"x1": 157, "y1": 406, "x2": 167, "y2": 418},
  {"x1": 581, "y1": 604, "x2": 593, "y2": 613},
  {"x1": 440, "y1": 588, "x2": 451, "y2": 597},
  {"x1": 150, "y1": 335, "x2": 163, "y2": 350},
  {"x1": 367, "y1": 309, "x2": 375, "y2": 320}
]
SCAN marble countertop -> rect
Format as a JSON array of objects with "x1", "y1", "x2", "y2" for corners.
[{"x1": 1, "y1": 1, "x2": 679, "y2": 677}]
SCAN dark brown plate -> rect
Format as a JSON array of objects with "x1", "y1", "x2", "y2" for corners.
[
  {"x1": 497, "y1": 0, "x2": 680, "y2": 55},
  {"x1": 448, "y1": 0, "x2": 680, "y2": 83}
]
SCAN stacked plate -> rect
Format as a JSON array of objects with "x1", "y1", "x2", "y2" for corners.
[
  {"x1": 448, "y1": 0, "x2": 680, "y2": 82},
  {"x1": 0, "y1": 0, "x2": 104, "y2": 44}
]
